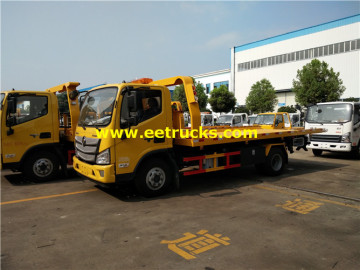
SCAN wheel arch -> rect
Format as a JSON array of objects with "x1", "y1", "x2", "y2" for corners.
[
  {"x1": 264, "y1": 143, "x2": 288, "y2": 164},
  {"x1": 20, "y1": 143, "x2": 66, "y2": 170},
  {"x1": 134, "y1": 148, "x2": 179, "y2": 186}
]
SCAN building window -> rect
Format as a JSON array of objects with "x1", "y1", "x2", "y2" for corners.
[
  {"x1": 213, "y1": 81, "x2": 229, "y2": 90},
  {"x1": 299, "y1": 50, "x2": 304, "y2": 60},
  {"x1": 323, "y1": 45, "x2": 328, "y2": 56},
  {"x1": 345, "y1": 41, "x2": 350, "y2": 52},
  {"x1": 206, "y1": 84, "x2": 210, "y2": 94},
  {"x1": 339, "y1": 42, "x2": 344, "y2": 53},
  {"x1": 318, "y1": 47, "x2": 323, "y2": 57},
  {"x1": 237, "y1": 38, "x2": 359, "y2": 72},
  {"x1": 314, "y1": 47, "x2": 318, "y2": 57},
  {"x1": 351, "y1": 40, "x2": 356, "y2": 50}
]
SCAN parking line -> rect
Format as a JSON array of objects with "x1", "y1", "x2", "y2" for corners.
[
  {"x1": 255, "y1": 185, "x2": 360, "y2": 210},
  {"x1": 0, "y1": 189, "x2": 98, "y2": 205}
]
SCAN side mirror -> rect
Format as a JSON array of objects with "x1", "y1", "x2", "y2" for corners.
[
  {"x1": 127, "y1": 93, "x2": 137, "y2": 113},
  {"x1": 7, "y1": 98, "x2": 16, "y2": 114},
  {"x1": 69, "y1": 90, "x2": 79, "y2": 100},
  {"x1": 79, "y1": 96, "x2": 86, "y2": 109}
]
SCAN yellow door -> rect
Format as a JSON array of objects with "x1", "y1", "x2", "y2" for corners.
[
  {"x1": 1, "y1": 93, "x2": 56, "y2": 165},
  {"x1": 114, "y1": 87, "x2": 172, "y2": 175}
]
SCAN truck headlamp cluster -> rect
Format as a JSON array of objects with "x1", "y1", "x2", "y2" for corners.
[
  {"x1": 341, "y1": 132, "x2": 351, "y2": 143},
  {"x1": 96, "y1": 149, "x2": 110, "y2": 165}
]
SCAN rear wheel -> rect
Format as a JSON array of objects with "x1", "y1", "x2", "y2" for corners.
[
  {"x1": 135, "y1": 158, "x2": 172, "y2": 197},
  {"x1": 256, "y1": 148, "x2": 286, "y2": 176},
  {"x1": 23, "y1": 151, "x2": 60, "y2": 182},
  {"x1": 312, "y1": 149, "x2": 323, "y2": 157}
]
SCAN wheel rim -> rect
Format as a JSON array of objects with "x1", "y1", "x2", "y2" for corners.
[
  {"x1": 145, "y1": 167, "x2": 166, "y2": 191},
  {"x1": 33, "y1": 158, "x2": 53, "y2": 177},
  {"x1": 271, "y1": 154, "x2": 282, "y2": 171}
]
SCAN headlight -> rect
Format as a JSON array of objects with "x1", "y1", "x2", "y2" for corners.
[
  {"x1": 341, "y1": 132, "x2": 351, "y2": 143},
  {"x1": 96, "y1": 149, "x2": 110, "y2": 165}
]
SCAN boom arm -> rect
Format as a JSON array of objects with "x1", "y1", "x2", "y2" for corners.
[
  {"x1": 150, "y1": 76, "x2": 201, "y2": 130},
  {"x1": 46, "y1": 82, "x2": 81, "y2": 141}
]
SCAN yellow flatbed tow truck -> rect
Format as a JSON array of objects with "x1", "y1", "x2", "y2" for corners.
[
  {"x1": 73, "y1": 76, "x2": 323, "y2": 196},
  {"x1": 1, "y1": 82, "x2": 81, "y2": 181}
]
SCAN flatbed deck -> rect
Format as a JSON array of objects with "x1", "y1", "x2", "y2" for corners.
[{"x1": 174, "y1": 126, "x2": 324, "y2": 147}]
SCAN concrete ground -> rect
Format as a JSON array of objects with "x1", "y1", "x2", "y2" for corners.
[{"x1": 1, "y1": 150, "x2": 359, "y2": 270}]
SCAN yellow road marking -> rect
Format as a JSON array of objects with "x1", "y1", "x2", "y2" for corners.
[
  {"x1": 1, "y1": 189, "x2": 98, "y2": 205},
  {"x1": 255, "y1": 185, "x2": 360, "y2": 210},
  {"x1": 161, "y1": 230, "x2": 230, "y2": 260}
]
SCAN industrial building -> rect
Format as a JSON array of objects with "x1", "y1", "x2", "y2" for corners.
[{"x1": 194, "y1": 14, "x2": 360, "y2": 111}]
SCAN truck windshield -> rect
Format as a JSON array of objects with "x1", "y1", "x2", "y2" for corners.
[
  {"x1": 217, "y1": 115, "x2": 232, "y2": 124},
  {"x1": 78, "y1": 87, "x2": 118, "y2": 127},
  {"x1": 306, "y1": 104, "x2": 352, "y2": 123},
  {"x1": 248, "y1": 116, "x2": 257, "y2": 125},
  {"x1": 254, "y1": 114, "x2": 275, "y2": 125}
]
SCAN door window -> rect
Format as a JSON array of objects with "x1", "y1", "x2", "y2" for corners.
[
  {"x1": 121, "y1": 89, "x2": 162, "y2": 128},
  {"x1": 354, "y1": 105, "x2": 360, "y2": 124},
  {"x1": 7, "y1": 95, "x2": 48, "y2": 126}
]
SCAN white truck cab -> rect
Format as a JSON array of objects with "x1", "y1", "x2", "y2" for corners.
[
  {"x1": 305, "y1": 102, "x2": 360, "y2": 156},
  {"x1": 216, "y1": 113, "x2": 248, "y2": 127}
]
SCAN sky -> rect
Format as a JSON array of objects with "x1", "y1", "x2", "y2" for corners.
[{"x1": 1, "y1": 1, "x2": 359, "y2": 90}]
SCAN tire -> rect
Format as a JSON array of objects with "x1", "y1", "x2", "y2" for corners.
[
  {"x1": 135, "y1": 158, "x2": 172, "y2": 197},
  {"x1": 312, "y1": 149, "x2": 323, "y2": 157},
  {"x1": 351, "y1": 142, "x2": 360, "y2": 159},
  {"x1": 257, "y1": 147, "x2": 286, "y2": 176},
  {"x1": 23, "y1": 151, "x2": 60, "y2": 182}
]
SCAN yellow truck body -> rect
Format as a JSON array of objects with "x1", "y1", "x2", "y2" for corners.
[
  {"x1": 73, "y1": 76, "x2": 323, "y2": 196},
  {"x1": 1, "y1": 82, "x2": 80, "y2": 180}
]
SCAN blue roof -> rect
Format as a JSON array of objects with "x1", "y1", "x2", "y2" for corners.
[
  {"x1": 234, "y1": 14, "x2": 360, "y2": 53},
  {"x1": 78, "y1": 83, "x2": 105, "y2": 93}
]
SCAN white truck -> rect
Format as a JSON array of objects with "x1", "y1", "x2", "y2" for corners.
[
  {"x1": 305, "y1": 102, "x2": 360, "y2": 157},
  {"x1": 216, "y1": 113, "x2": 248, "y2": 127}
]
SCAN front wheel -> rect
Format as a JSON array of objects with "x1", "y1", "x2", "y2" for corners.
[
  {"x1": 23, "y1": 151, "x2": 60, "y2": 182},
  {"x1": 312, "y1": 149, "x2": 323, "y2": 156},
  {"x1": 135, "y1": 158, "x2": 172, "y2": 197},
  {"x1": 351, "y1": 142, "x2": 360, "y2": 159}
]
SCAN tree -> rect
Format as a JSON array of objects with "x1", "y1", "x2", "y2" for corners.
[
  {"x1": 172, "y1": 78, "x2": 208, "y2": 111},
  {"x1": 208, "y1": 85, "x2": 237, "y2": 113},
  {"x1": 343, "y1": 97, "x2": 359, "y2": 102},
  {"x1": 245, "y1": 79, "x2": 277, "y2": 113},
  {"x1": 293, "y1": 59, "x2": 345, "y2": 106},
  {"x1": 278, "y1": 105, "x2": 297, "y2": 113},
  {"x1": 234, "y1": 106, "x2": 250, "y2": 114}
]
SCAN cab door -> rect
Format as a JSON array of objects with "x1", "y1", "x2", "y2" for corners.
[
  {"x1": 1, "y1": 93, "x2": 56, "y2": 165},
  {"x1": 114, "y1": 86, "x2": 172, "y2": 175}
]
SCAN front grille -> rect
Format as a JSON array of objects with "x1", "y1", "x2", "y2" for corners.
[
  {"x1": 75, "y1": 136, "x2": 100, "y2": 163},
  {"x1": 310, "y1": 134, "x2": 341, "y2": 143}
]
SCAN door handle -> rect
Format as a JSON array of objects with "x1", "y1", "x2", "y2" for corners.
[{"x1": 30, "y1": 134, "x2": 39, "y2": 138}]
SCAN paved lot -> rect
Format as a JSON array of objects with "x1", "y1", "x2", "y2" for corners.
[{"x1": 1, "y1": 151, "x2": 359, "y2": 270}]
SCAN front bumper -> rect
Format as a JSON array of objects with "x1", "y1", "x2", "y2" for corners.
[
  {"x1": 73, "y1": 156, "x2": 115, "y2": 184},
  {"x1": 308, "y1": 141, "x2": 352, "y2": 152}
]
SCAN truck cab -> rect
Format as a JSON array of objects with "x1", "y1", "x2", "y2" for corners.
[
  {"x1": 216, "y1": 113, "x2": 248, "y2": 127},
  {"x1": 253, "y1": 112, "x2": 292, "y2": 129},
  {"x1": 305, "y1": 102, "x2": 360, "y2": 157},
  {"x1": 1, "y1": 82, "x2": 81, "y2": 181}
]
